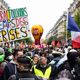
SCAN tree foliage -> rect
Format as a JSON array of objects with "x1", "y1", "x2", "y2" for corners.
[
  {"x1": 25, "y1": 37, "x2": 33, "y2": 44},
  {"x1": 74, "y1": 10, "x2": 80, "y2": 28},
  {"x1": 47, "y1": 36, "x2": 56, "y2": 45},
  {"x1": 14, "y1": 37, "x2": 33, "y2": 45}
]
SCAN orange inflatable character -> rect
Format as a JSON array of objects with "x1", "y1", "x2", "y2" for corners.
[{"x1": 31, "y1": 25, "x2": 43, "y2": 45}]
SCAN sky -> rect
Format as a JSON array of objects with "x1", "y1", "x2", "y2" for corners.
[{"x1": 4, "y1": 0, "x2": 73, "y2": 40}]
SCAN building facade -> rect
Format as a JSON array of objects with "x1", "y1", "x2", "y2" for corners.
[
  {"x1": 46, "y1": 12, "x2": 66, "y2": 41},
  {"x1": 0, "y1": 0, "x2": 9, "y2": 10},
  {"x1": 46, "y1": 0, "x2": 80, "y2": 42},
  {"x1": 0, "y1": 0, "x2": 9, "y2": 47}
]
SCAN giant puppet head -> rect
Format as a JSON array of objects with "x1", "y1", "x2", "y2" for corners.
[{"x1": 31, "y1": 25, "x2": 43, "y2": 45}]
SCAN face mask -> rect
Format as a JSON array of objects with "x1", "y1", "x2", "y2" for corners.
[{"x1": 8, "y1": 55, "x2": 13, "y2": 60}]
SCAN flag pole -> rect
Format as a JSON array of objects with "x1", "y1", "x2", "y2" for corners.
[{"x1": 66, "y1": 10, "x2": 68, "y2": 45}]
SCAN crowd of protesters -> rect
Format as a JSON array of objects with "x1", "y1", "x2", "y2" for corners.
[{"x1": 0, "y1": 42, "x2": 80, "y2": 80}]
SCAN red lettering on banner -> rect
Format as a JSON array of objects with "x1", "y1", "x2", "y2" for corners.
[
  {"x1": 0, "y1": 11, "x2": 3, "y2": 21},
  {"x1": 16, "y1": 18, "x2": 20, "y2": 28},
  {"x1": 15, "y1": 17, "x2": 28, "y2": 28},
  {"x1": 23, "y1": 17, "x2": 28, "y2": 25},
  {"x1": 3, "y1": 10, "x2": 8, "y2": 20}
]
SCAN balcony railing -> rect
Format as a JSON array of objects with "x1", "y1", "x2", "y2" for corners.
[
  {"x1": 0, "y1": 0, "x2": 9, "y2": 9},
  {"x1": 76, "y1": 1, "x2": 80, "y2": 8}
]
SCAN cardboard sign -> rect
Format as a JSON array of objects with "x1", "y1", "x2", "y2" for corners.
[{"x1": 0, "y1": 8, "x2": 29, "y2": 42}]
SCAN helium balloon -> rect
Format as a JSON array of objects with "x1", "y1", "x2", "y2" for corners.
[{"x1": 31, "y1": 25, "x2": 43, "y2": 45}]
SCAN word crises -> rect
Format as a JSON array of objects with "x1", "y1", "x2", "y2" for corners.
[{"x1": 0, "y1": 27, "x2": 27, "y2": 42}]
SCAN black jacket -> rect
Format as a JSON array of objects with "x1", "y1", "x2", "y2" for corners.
[{"x1": 4, "y1": 62, "x2": 18, "y2": 80}]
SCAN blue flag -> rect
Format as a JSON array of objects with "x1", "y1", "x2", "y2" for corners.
[{"x1": 67, "y1": 14, "x2": 80, "y2": 32}]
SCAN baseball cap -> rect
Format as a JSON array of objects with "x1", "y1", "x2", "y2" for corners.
[{"x1": 0, "y1": 47, "x2": 5, "y2": 62}]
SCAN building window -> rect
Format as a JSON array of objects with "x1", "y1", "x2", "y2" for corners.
[{"x1": 76, "y1": 1, "x2": 80, "y2": 8}]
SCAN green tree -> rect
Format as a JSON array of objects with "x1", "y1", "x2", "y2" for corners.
[
  {"x1": 14, "y1": 37, "x2": 33, "y2": 45},
  {"x1": 25, "y1": 37, "x2": 33, "y2": 44},
  {"x1": 61, "y1": 21, "x2": 71, "y2": 40},
  {"x1": 74, "y1": 10, "x2": 80, "y2": 28},
  {"x1": 47, "y1": 36, "x2": 56, "y2": 45}
]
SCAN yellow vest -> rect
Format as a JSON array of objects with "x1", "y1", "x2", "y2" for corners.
[{"x1": 34, "y1": 66, "x2": 51, "y2": 79}]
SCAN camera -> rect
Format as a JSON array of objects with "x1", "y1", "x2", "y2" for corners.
[{"x1": 17, "y1": 56, "x2": 32, "y2": 72}]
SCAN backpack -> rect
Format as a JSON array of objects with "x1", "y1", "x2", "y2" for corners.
[
  {"x1": 8, "y1": 64, "x2": 17, "y2": 80},
  {"x1": 74, "y1": 56, "x2": 80, "y2": 77}
]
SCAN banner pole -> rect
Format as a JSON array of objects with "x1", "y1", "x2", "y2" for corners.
[{"x1": 66, "y1": 10, "x2": 68, "y2": 45}]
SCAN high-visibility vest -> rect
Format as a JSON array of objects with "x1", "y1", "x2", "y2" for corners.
[{"x1": 34, "y1": 66, "x2": 51, "y2": 79}]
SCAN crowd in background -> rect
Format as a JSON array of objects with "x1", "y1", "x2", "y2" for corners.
[{"x1": 0, "y1": 41, "x2": 80, "y2": 80}]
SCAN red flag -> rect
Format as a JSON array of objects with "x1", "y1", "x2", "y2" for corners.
[
  {"x1": 56, "y1": 41, "x2": 60, "y2": 47},
  {"x1": 62, "y1": 41, "x2": 66, "y2": 46},
  {"x1": 51, "y1": 41, "x2": 55, "y2": 46},
  {"x1": 71, "y1": 31, "x2": 80, "y2": 48}
]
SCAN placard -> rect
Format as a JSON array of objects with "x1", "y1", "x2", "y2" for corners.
[{"x1": 0, "y1": 7, "x2": 29, "y2": 42}]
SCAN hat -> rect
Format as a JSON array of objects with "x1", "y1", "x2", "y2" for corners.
[
  {"x1": 33, "y1": 54, "x2": 39, "y2": 58},
  {"x1": 17, "y1": 56, "x2": 31, "y2": 64},
  {"x1": 69, "y1": 49, "x2": 77, "y2": 52},
  {"x1": 0, "y1": 47, "x2": 5, "y2": 54},
  {"x1": 52, "y1": 50, "x2": 63, "y2": 55},
  {"x1": 0, "y1": 47, "x2": 5, "y2": 62}
]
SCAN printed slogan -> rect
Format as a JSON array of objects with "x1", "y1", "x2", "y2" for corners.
[{"x1": 0, "y1": 8, "x2": 29, "y2": 42}]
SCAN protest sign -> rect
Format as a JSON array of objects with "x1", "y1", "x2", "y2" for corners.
[{"x1": 0, "y1": 7, "x2": 29, "y2": 42}]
